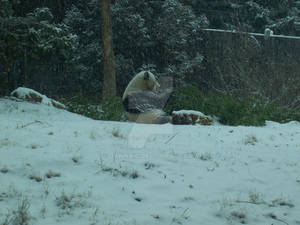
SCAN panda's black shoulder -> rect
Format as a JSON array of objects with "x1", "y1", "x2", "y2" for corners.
[
  {"x1": 122, "y1": 91, "x2": 157, "y2": 114},
  {"x1": 122, "y1": 94, "x2": 142, "y2": 114}
]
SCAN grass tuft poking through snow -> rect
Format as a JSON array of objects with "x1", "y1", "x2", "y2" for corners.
[
  {"x1": 270, "y1": 198, "x2": 294, "y2": 208},
  {"x1": 248, "y1": 190, "x2": 263, "y2": 204},
  {"x1": 29, "y1": 174, "x2": 43, "y2": 182},
  {"x1": 0, "y1": 166, "x2": 9, "y2": 173},
  {"x1": 191, "y1": 152, "x2": 212, "y2": 161},
  {"x1": 111, "y1": 128, "x2": 125, "y2": 138},
  {"x1": 45, "y1": 170, "x2": 61, "y2": 179},
  {"x1": 55, "y1": 192, "x2": 86, "y2": 215},
  {"x1": 244, "y1": 135, "x2": 258, "y2": 145},
  {"x1": 2, "y1": 198, "x2": 32, "y2": 225}
]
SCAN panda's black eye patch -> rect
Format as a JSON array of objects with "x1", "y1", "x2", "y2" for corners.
[{"x1": 144, "y1": 71, "x2": 149, "y2": 80}]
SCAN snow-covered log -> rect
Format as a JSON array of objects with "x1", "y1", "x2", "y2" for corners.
[
  {"x1": 11, "y1": 87, "x2": 65, "y2": 109},
  {"x1": 172, "y1": 110, "x2": 213, "y2": 125}
]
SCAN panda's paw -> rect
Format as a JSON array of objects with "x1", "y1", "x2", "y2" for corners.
[{"x1": 157, "y1": 115, "x2": 172, "y2": 124}]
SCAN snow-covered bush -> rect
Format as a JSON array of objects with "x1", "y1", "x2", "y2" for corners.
[
  {"x1": 111, "y1": 0, "x2": 207, "y2": 88},
  {"x1": 62, "y1": 93, "x2": 103, "y2": 120},
  {"x1": 100, "y1": 96, "x2": 126, "y2": 122},
  {"x1": 166, "y1": 84, "x2": 300, "y2": 126},
  {"x1": 62, "y1": 94, "x2": 125, "y2": 121},
  {"x1": 0, "y1": 7, "x2": 78, "y2": 96}
]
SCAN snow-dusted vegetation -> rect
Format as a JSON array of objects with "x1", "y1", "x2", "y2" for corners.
[
  {"x1": 1, "y1": 0, "x2": 300, "y2": 108},
  {"x1": 1, "y1": 99, "x2": 300, "y2": 225}
]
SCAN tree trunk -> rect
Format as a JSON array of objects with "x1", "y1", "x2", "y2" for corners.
[
  {"x1": 101, "y1": 0, "x2": 116, "y2": 100},
  {"x1": 24, "y1": 48, "x2": 28, "y2": 87}
]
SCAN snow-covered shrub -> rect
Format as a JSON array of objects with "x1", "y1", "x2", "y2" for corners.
[
  {"x1": 165, "y1": 84, "x2": 205, "y2": 114},
  {"x1": 0, "y1": 0, "x2": 14, "y2": 17},
  {"x1": 62, "y1": 93, "x2": 103, "y2": 120},
  {"x1": 0, "y1": 6, "x2": 78, "y2": 96},
  {"x1": 28, "y1": 7, "x2": 53, "y2": 22},
  {"x1": 100, "y1": 96, "x2": 126, "y2": 122},
  {"x1": 166, "y1": 84, "x2": 299, "y2": 126},
  {"x1": 64, "y1": 4, "x2": 103, "y2": 98},
  {"x1": 111, "y1": 0, "x2": 207, "y2": 89},
  {"x1": 62, "y1": 94, "x2": 125, "y2": 121}
]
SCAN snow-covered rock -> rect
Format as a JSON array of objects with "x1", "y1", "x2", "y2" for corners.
[
  {"x1": 11, "y1": 87, "x2": 65, "y2": 109},
  {"x1": 172, "y1": 110, "x2": 213, "y2": 125}
]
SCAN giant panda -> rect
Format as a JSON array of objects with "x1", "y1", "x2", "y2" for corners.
[{"x1": 122, "y1": 71, "x2": 172, "y2": 124}]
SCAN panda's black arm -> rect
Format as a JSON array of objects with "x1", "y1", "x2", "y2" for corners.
[
  {"x1": 138, "y1": 90, "x2": 172, "y2": 109},
  {"x1": 123, "y1": 95, "x2": 149, "y2": 113},
  {"x1": 123, "y1": 94, "x2": 154, "y2": 113},
  {"x1": 123, "y1": 90, "x2": 172, "y2": 113}
]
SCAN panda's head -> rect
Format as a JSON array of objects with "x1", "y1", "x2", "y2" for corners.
[
  {"x1": 122, "y1": 71, "x2": 160, "y2": 100},
  {"x1": 143, "y1": 71, "x2": 160, "y2": 92}
]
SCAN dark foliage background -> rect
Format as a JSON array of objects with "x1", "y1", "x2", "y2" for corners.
[{"x1": 1, "y1": 0, "x2": 300, "y2": 111}]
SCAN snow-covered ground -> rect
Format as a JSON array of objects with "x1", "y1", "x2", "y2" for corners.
[{"x1": 0, "y1": 98, "x2": 300, "y2": 225}]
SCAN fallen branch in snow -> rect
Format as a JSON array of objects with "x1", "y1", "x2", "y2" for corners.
[
  {"x1": 165, "y1": 133, "x2": 178, "y2": 144},
  {"x1": 265, "y1": 213, "x2": 289, "y2": 225},
  {"x1": 170, "y1": 207, "x2": 189, "y2": 225},
  {"x1": 236, "y1": 200, "x2": 266, "y2": 205},
  {"x1": 3, "y1": 96, "x2": 24, "y2": 102},
  {"x1": 236, "y1": 201, "x2": 290, "y2": 225},
  {"x1": 17, "y1": 120, "x2": 43, "y2": 129}
]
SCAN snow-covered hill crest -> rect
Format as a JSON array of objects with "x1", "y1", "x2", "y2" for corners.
[{"x1": 0, "y1": 98, "x2": 300, "y2": 225}]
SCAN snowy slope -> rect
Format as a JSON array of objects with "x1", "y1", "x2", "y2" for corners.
[{"x1": 0, "y1": 98, "x2": 300, "y2": 225}]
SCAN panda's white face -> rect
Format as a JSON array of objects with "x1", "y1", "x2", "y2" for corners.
[{"x1": 144, "y1": 71, "x2": 160, "y2": 93}]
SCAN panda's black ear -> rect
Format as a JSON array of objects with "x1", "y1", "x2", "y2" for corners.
[{"x1": 144, "y1": 71, "x2": 149, "y2": 80}]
